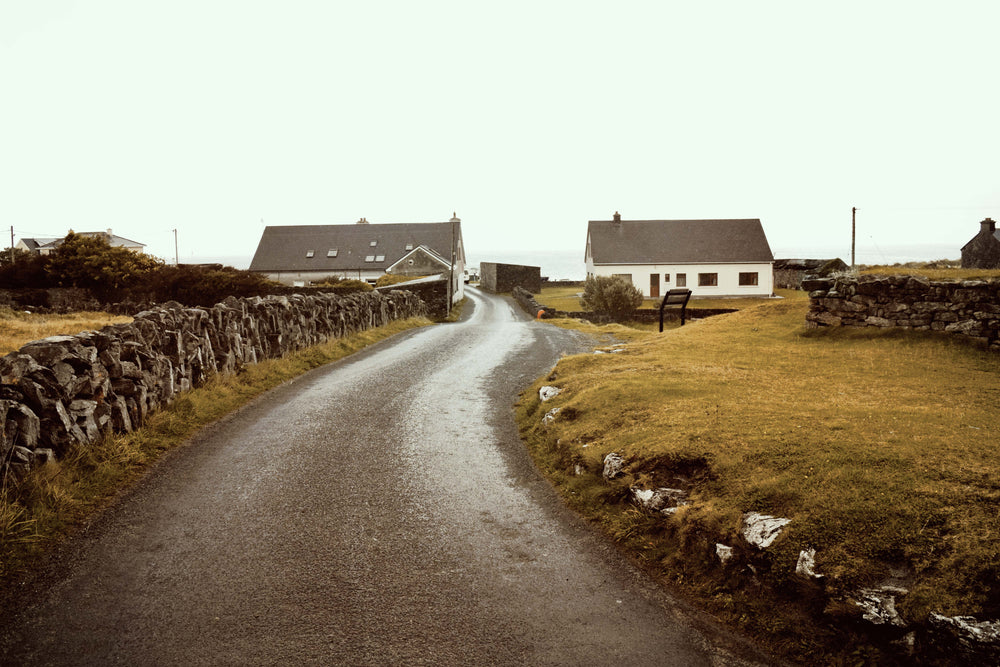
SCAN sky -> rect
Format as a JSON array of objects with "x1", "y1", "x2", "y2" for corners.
[{"x1": 3, "y1": 1, "x2": 998, "y2": 271}]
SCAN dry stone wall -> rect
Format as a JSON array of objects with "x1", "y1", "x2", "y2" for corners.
[
  {"x1": 0, "y1": 290, "x2": 425, "y2": 482},
  {"x1": 806, "y1": 275, "x2": 1000, "y2": 351}
]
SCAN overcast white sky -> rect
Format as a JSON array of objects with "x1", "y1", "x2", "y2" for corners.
[{"x1": 2, "y1": 1, "x2": 998, "y2": 267}]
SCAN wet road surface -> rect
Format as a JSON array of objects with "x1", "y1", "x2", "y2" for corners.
[{"x1": 2, "y1": 288, "x2": 775, "y2": 665}]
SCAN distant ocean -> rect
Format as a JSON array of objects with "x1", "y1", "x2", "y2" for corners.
[{"x1": 191, "y1": 243, "x2": 960, "y2": 282}]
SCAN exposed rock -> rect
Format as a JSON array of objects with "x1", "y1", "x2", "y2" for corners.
[
  {"x1": 851, "y1": 586, "x2": 908, "y2": 627},
  {"x1": 927, "y1": 612, "x2": 1000, "y2": 662},
  {"x1": 795, "y1": 548, "x2": 823, "y2": 579},
  {"x1": 740, "y1": 512, "x2": 791, "y2": 549},
  {"x1": 631, "y1": 487, "x2": 688, "y2": 515},
  {"x1": 715, "y1": 543, "x2": 734, "y2": 565},
  {"x1": 602, "y1": 452, "x2": 624, "y2": 480},
  {"x1": 538, "y1": 385, "x2": 561, "y2": 401},
  {"x1": 541, "y1": 407, "x2": 562, "y2": 426}
]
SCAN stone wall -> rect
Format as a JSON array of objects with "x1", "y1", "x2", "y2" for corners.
[
  {"x1": 806, "y1": 275, "x2": 1000, "y2": 351},
  {"x1": 0, "y1": 290, "x2": 426, "y2": 482},
  {"x1": 377, "y1": 276, "x2": 449, "y2": 320},
  {"x1": 480, "y1": 262, "x2": 542, "y2": 294}
]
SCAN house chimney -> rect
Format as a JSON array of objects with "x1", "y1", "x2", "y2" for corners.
[
  {"x1": 450, "y1": 212, "x2": 460, "y2": 223},
  {"x1": 357, "y1": 217, "x2": 369, "y2": 224},
  {"x1": 612, "y1": 211, "x2": 621, "y2": 223},
  {"x1": 981, "y1": 217, "x2": 997, "y2": 234}
]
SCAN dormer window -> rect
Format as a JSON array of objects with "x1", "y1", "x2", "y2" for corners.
[
  {"x1": 327, "y1": 249, "x2": 338, "y2": 257},
  {"x1": 305, "y1": 250, "x2": 315, "y2": 258}
]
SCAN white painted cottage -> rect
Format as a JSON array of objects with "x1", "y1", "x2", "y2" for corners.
[{"x1": 585, "y1": 214, "x2": 775, "y2": 298}]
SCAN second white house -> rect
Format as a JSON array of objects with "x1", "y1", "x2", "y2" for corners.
[{"x1": 585, "y1": 214, "x2": 775, "y2": 298}]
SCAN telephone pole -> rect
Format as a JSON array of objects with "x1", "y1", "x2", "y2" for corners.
[
  {"x1": 9, "y1": 226, "x2": 14, "y2": 265},
  {"x1": 851, "y1": 207, "x2": 857, "y2": 268},
  {"x1": 173, "y1": 229, "x2": 179, "y2": 265}
]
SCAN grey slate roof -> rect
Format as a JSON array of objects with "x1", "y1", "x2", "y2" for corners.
[
  {"x1": 587, "y1": 218, "x2": 773, "y2": 265},
  {"x1": 249, "y1": 222, "x2": 460, "y2": 273}
]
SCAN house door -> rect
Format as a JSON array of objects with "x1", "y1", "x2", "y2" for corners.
[{"x1": 650, "y1": 273, "x2": 660, "y2": 298}]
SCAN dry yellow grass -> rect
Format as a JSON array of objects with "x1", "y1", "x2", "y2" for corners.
[
  {"x1": 519, "y1": 292, "x2": 1000, "y2": 661},
  {"x1": 0, "y1": 308, "x2": 132, "y2": 354}
]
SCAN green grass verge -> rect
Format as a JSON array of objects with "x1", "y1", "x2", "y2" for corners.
[
  {"x1": 518, "y1": 294, "x2": 1000, "y2": 663},
  {"x1": 0, "y1": 316, "x2": 432, "y2": 582}
]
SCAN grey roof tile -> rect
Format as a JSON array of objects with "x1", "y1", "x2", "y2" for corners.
[{"x1": 588, "y1": 218, "x2": 773, "y2": 265}]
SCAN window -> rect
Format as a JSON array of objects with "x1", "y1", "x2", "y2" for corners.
[
  {"x1": 305, "y1": 250, "x2": 315, "y2": 258},
  {"x1": 365, "y1": 255, "x2": 376, "y2": 262},
  {"x1": 375, "y1": 255, "x2": 385, "y2": 262},
  {"x1": 676, "y1": 273, "x2": 686, "y2": 287},
  {"x1": 739, "y1": 272, "x2": 759, "y2": 286},
  {"x1": 664, "y1": 274, "x2": 670, "y2": 282},
  {"x1": 698, "y1": 273, "x2": 718, "y2": 287},
  {"x1": 327, "y1": 249, "x2": 338, "y2": 257},
  {"x1": 405, "y1": 243, "x2": 413, "y2": 251},
  {"x1": 370, "y1": 240, "x2": 378, "y2": 247},
  {"x1": 611, "y1": 273, "x2": 633, "y2": 283}
]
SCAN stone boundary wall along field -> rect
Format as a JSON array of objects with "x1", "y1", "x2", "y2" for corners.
[
  {"x1": 0, "y1": 290, "x2": 426, "y2": 482},
  {"x1": 805, "y1": 275, "x2": 1000, "y2": 351}
]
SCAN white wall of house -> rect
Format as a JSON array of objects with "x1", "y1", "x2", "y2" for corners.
[
  {"x1": 266, "y1": 269, "x2": 386, "y2": 287},
  {"x1": 586, "y1": 262, "x2": 774, "y2": 298}
]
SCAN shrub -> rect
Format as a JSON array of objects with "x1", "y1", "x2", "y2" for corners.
[
  {"x1": 313, "y1": 278, "x2": 373, "y2": 294},
  {"x1": 375, "y1": 274, "x2": 423, "y2": 288},
  {"x1": 136, "y1": 264, "x2": 278, "y2": 306},
  {"x1": 45, "y1": 233, "x2": 162, "y2": 298},
  {"x1": 580, "y1": 276, "x2": 644, "y2": 316}
]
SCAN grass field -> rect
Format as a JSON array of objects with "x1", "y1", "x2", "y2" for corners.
[
  {"x1": 0, "y1": 307, "x2": 132, "y2": 354},
  {"x1": 518, "y1": 287, "x2": 1000, "y2": 662}
]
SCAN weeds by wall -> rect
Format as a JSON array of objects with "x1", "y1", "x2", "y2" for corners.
[{"x1": 0, "y1": 290, "x2": 426, "y2": 482}]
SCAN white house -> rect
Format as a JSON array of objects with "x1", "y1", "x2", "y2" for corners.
[
  {"x1": 249, "y1": 215, "x2": 465, "y2": 303},
  {"x1": 585, "y1": 214, "x2": 774, "y2": 298},
  {"x1": 17, "y1": 229, "x2": 146, "y2": 255}
]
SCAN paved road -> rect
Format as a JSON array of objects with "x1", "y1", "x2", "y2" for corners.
[{"x1": 2, "y1": 287, "x2": 774, "y2": 666}]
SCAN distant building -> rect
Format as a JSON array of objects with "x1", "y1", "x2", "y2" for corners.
[
  {"x1": 16, "y1": 229, "x2": 146, "y2": 255},
  {"x1": 248, "y1": 215, "x2": 465, "y2": 302},
  {"x1": 479, "y1": 262, "x2": 541, "y2": 293},
  {"x1": 961, "y1": 218, "x2": 1000, "y2": 269},
  {"x1": 585, "y1": 214, "x2": 775, "y2": 297}
]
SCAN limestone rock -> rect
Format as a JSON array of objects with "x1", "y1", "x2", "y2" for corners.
[
  {"x1": 795, "y1": 548, "x2": 823, "y2": 579},
  {"x1": 631, "y1": 487, "x2": 688, "y2": 515},
  {"x1": 602, "y1": 452, "x2": 624, "y2": 480},
  {"x1": 852, "y1": 586, "x2": 908, "y2": 627},
  {"x1": 715, "y1": 543, "x2": 734, "y2": 565},
  {"x1": 741, "y1": 512, "x2": 791, "y2": 549},
  {"x1": 538, "y1": 385, "x2": 561, "y2": 401},
  {"x1": 928, "y1": 612, "x2": 1000, "y2": 662}
]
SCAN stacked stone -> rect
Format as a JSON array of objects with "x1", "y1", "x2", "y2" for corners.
[
  {"x1": 805, "y1": 275, "x2": 1000, "y2": 351},
  {"x1": 0, "y1": 290, "x2": 425, "y2": 481}
]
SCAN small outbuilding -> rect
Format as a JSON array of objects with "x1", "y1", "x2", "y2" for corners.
[{"x1": 961, "y1": 218, "x2": 1000, "y2": 269}]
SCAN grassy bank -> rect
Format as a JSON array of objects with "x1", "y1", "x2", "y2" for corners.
[
  {"x1": 0, "y1": 307, "x2": 132, "y2": 354},
  {"x1": 1, "y1": 316, "x2": 432, "y2": 582},
  {"x1": 517, "y1": 289, "x2": 1000, "y2": 663}
]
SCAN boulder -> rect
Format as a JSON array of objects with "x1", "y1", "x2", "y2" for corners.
[{"x1": 741, "y1": 512, "x2": 791, "y2": 549}]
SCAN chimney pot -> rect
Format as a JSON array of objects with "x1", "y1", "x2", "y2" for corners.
[
  {"x1": 612, "y1": 211, "x2": 621, "y2": 223},
  {"x1": 982, "y1": 217, "x2": 996, "y2": 233}
]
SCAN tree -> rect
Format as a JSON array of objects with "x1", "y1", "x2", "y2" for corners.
[
  {"x1": 45, "y1": 232, "x2": 162, "y2": 296},
  {"x1": 580, "y1": 275, "x2": 644, "y2": 317}
]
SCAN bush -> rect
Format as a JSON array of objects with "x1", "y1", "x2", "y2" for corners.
[
  {"x1": 136, "y1": 264, "x2": 278, "y2": 306},
  {"x1": 580, "y1": 276, "x2": 644, "y2": 316},
  {"x1": 0, "y1": 253, "x2": 51, "y2": 289},
  {"x1": 313, "y1": 277, "x2": 373, "y2": 294},
  {"x1": 45, "y1": 233, "x2": 162, "y2": 299},
  {"x1": 375, "y1": 274, "x2": 423, "y2": 288}
]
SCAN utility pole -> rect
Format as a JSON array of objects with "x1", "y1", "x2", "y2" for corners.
[
  {"x1": 9, "y1": 226, "x2": 14, "y2": 265},
  {"x1": 173, "y1": 229, "x2": 179, "y2": 265},
  {"x1": 851, "y1": 207, "x2": 857, "y2": 268}
]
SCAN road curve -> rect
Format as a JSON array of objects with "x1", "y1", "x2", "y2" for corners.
[{"x1": 2, "y1": 287, "x2": 774, "y2": 666}]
